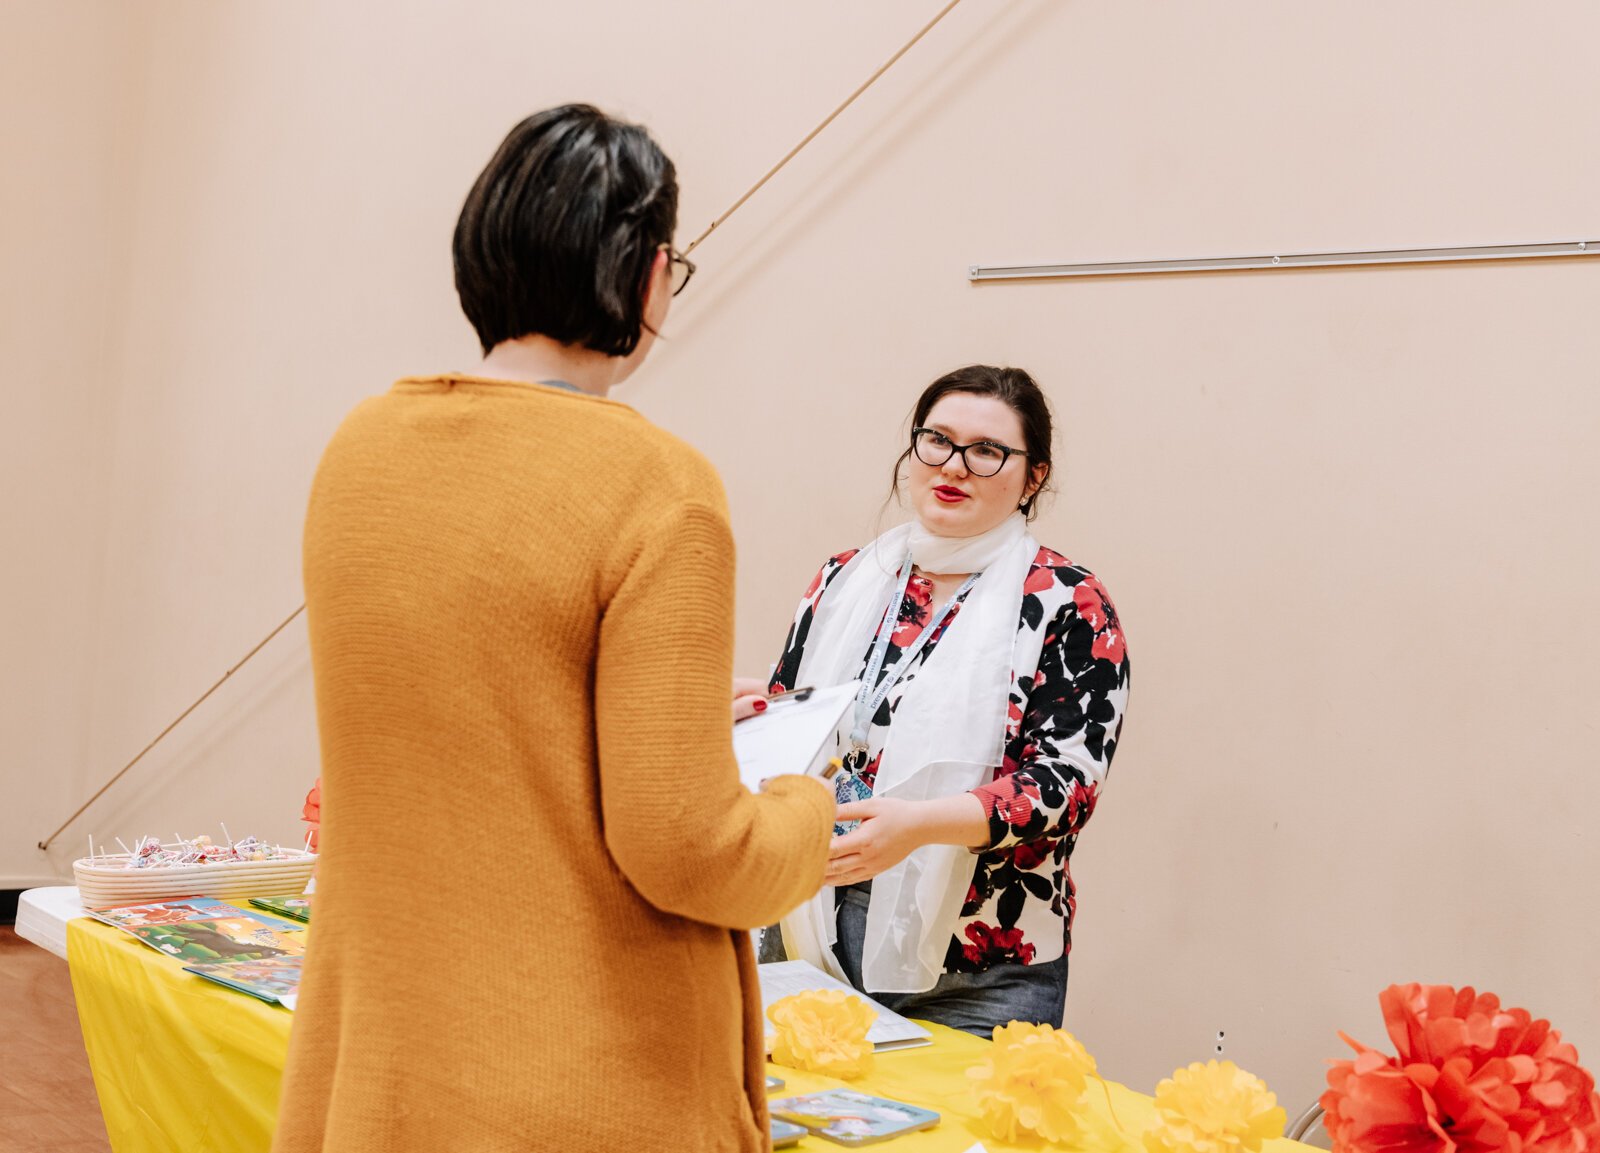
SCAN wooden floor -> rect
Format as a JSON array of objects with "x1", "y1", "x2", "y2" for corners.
[{"x1": 0, "y1": 927, "x2": 111, "y2": 1152}]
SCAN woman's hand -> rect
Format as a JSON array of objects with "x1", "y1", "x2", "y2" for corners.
[
  {"x1": 825, "y1": 794, "x2": 990, "y2": 886},
  {"x1": 827, "y1": 799, "x2": 921, "y2": 886},
  {"x1": 732, "y1": 676, "x2": 769, "y2": 723}
]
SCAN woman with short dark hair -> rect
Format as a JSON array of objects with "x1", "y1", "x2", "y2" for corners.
[
  {"x1": 452, "y1": 105, "x2": 683, "y2": 360},
  {"x1": 275, "y1": 105, "x2": 834, "y2": 1153},
  {"x1": 761, "y1": 365, "x2": 1130, "y2": 1037}
]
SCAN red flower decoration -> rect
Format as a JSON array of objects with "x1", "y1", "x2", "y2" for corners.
[
  {"x1": 1012, "y1": 838, "x2": 1055, "y2": 871},
  {"x1": 961, "y1": 922, "x2": 1037, "y2": 967},
  {"x1": 301, "y1": 777, "x2": 322, "y2": 851},
  {"x1": 889, "y1": 579, "x2": 935, "y2": 648},
  {"x1": 1063, "y1": 783, "x2": 1097, "y2": 832},
  {"x1": 1322, "y1": 984, "x2": 1600, "y2": 1153},
  {"x1": 1023, "y1": 565, "x2": 1056, "y2": 596},
  {"x1": 1072, "y1": 576, "x2": 1125, "y2": 664},
  {"x1": 804, "y1": 550, "x2": 860, "y2": 599}
]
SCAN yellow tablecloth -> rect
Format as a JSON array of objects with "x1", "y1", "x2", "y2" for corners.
[
  {"x1": 69, "y1": 918, "x2": 291, "y2": 1152},
  {"x1": 68, "y1": 917, "x2": 1312, "y2": 1152}
]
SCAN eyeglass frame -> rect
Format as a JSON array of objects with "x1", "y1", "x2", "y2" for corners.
[
  {"x1": 909, "y1": 426, "x2": 1028, "y2": 478},
  {"x1": 659, "y1": 244, "x2": 696, "y2": 297}
]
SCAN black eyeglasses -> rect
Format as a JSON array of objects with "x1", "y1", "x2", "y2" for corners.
[
  {"x1": 911, "y1": 427, "x2": 1026, "y2": 478},
  {"x1": 662, "y1": 245, "x2": 696, "y2": 297}
]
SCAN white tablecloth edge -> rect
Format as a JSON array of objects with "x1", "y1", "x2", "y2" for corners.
[{"x1": 16, "y1": 886, "x2": 89, "y2": 960}]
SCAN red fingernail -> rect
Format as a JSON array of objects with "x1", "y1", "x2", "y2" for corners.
[{"x1": 753, "y1": 699, "x2": 767, "y2": 713}]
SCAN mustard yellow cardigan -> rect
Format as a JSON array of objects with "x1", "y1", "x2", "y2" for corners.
[{"x1": 274, "y1": 375, "x2": 834, "y2": 1153}]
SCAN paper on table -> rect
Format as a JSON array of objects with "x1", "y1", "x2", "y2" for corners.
[
  {"x1": 732, "y1": 683, "x2": 856, "y2": 792},
  {"x1": 759, "y1": 959, "x2": 933, "y2": 1052}
]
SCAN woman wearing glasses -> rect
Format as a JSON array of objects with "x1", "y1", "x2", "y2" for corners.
[
  {"x1": 761, "y1": 365, "x2": 1130, "y2": 1036},
  {"x1": 278, "y1": 105, "x2": 833, "y2": 1153}
]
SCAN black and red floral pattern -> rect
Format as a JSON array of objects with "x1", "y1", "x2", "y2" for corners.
[{"x1": 770, "y1": 544, "x2": 1130, "y2": 975}]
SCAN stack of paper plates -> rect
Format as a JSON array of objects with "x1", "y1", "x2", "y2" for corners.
[{"x1": 73, "y1": 848, "x2": 316, "y2": 908}]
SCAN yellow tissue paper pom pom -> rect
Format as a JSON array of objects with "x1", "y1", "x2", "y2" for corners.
[
  {"x1": 968, "y1": 1020, "x2": 1099, "y2": 1144},
  {"x1": 1143, "y1": 1060, "x2": 1286, "y2": 1153},
  {"x1": 767, "y1": 989, "x2": 877, "y2": 1079}
]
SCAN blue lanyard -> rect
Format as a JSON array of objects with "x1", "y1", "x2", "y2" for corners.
[{"x1": 850, "y1": 556, "x2": 979, "y2": 750}]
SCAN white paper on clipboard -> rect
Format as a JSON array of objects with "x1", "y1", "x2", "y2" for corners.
[
  {"x1": 731, "y1": 683, "x2": 856, "y2": 792},
  {"x1": 758, "y1": 959, "x2": 932, "y2": 1051}
]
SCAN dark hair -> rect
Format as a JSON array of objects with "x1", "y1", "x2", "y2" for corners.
[
  {"x1": 889, "y1": 365, "x2": 1056, "y2": 519},
  {"x1": 452, "y1": 104, "x2": 679, "y2": 357}
]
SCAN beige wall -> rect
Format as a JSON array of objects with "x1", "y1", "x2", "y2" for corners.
[
  {"x1": 2, "y1": 1, "x2": 141, "y2": 886},
  {"x1": 5, "y1": 0, "x2": 1598, "y2": 1117}
]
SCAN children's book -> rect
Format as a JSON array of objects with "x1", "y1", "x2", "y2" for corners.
[
  {"x1": 247, "y1": 895, "x2": 311, "y2": 923},
  {"x1": 770, "y1": 1090, "x2": 940, "y2": 1146},
  {"x1": 770, "y1": 1119, "x2": 807, "y2": 1148},
  {"x1": 88, "y1": 897, "x2": 301, "y2": 933},
  {"x1": 86, "y1": 898, "x2": 308, "y2": 1004},
  {"x1": 119, "y1": 915, "x2": 307, "y2": 964},
  {"x1": 184, "y1": 956, "x2": 304, "y2": 1007}
]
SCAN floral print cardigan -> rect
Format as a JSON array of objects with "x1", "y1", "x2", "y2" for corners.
[{"x1": 770, "y1": 545, "x2": 1130, "y2": 974}]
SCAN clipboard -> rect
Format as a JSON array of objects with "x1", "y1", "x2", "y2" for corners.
[
  {"x1": 758, "y1": 959, "x2": 933, "y2": 1052},
  {"x1": 731, "y1": 683, "x2": 855, "y2": 792}
]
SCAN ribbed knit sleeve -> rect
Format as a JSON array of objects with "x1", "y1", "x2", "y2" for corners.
[{"x1": 595, "y1": 500, "x2": 835, "y2": 929}]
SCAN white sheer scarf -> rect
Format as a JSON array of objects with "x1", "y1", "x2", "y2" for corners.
[{"x1": 778, "y1": 512, "x2": 1042, "y2": 993}]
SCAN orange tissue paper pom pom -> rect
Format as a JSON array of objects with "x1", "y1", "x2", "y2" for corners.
[{"x1": 1321, "y1": 983, "x2": 1600, "y2": 1153}]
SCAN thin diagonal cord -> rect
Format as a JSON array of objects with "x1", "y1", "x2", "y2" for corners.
[
  {"x1": 38, "y1": 0, "x2": 964, "y2": 851},
  {"x1": 38, "y1": 606, "x2": 306, "y2": 850},
  {"x1": 682, "y1": 0, "x2": 964, "y2": 256}
]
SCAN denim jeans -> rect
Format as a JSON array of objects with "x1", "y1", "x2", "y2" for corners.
[{"x1": 762, "y1": 884, "x2": 1068, "y2": 1039}]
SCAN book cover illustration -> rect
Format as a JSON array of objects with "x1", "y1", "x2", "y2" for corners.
[
  {"x1": 184, "y1": 956, "x2": 304, "y2": 1006},
  {"x1": 247, "y1": 895, "x2": 311, "y2": 923},
  {"x1": 89, "y1": 898, "x2": 302, "y2": 933},
  {"x1": 122, "y1": 916, "x2": 308, "y2": 964},
  {"x1": 771, "y1": 1089, "x2": 940, "y2": 1146}
]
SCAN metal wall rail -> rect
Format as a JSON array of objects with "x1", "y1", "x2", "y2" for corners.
[{"x1": 969, "y1": 239, "x2": 1599, "y2": 281}]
